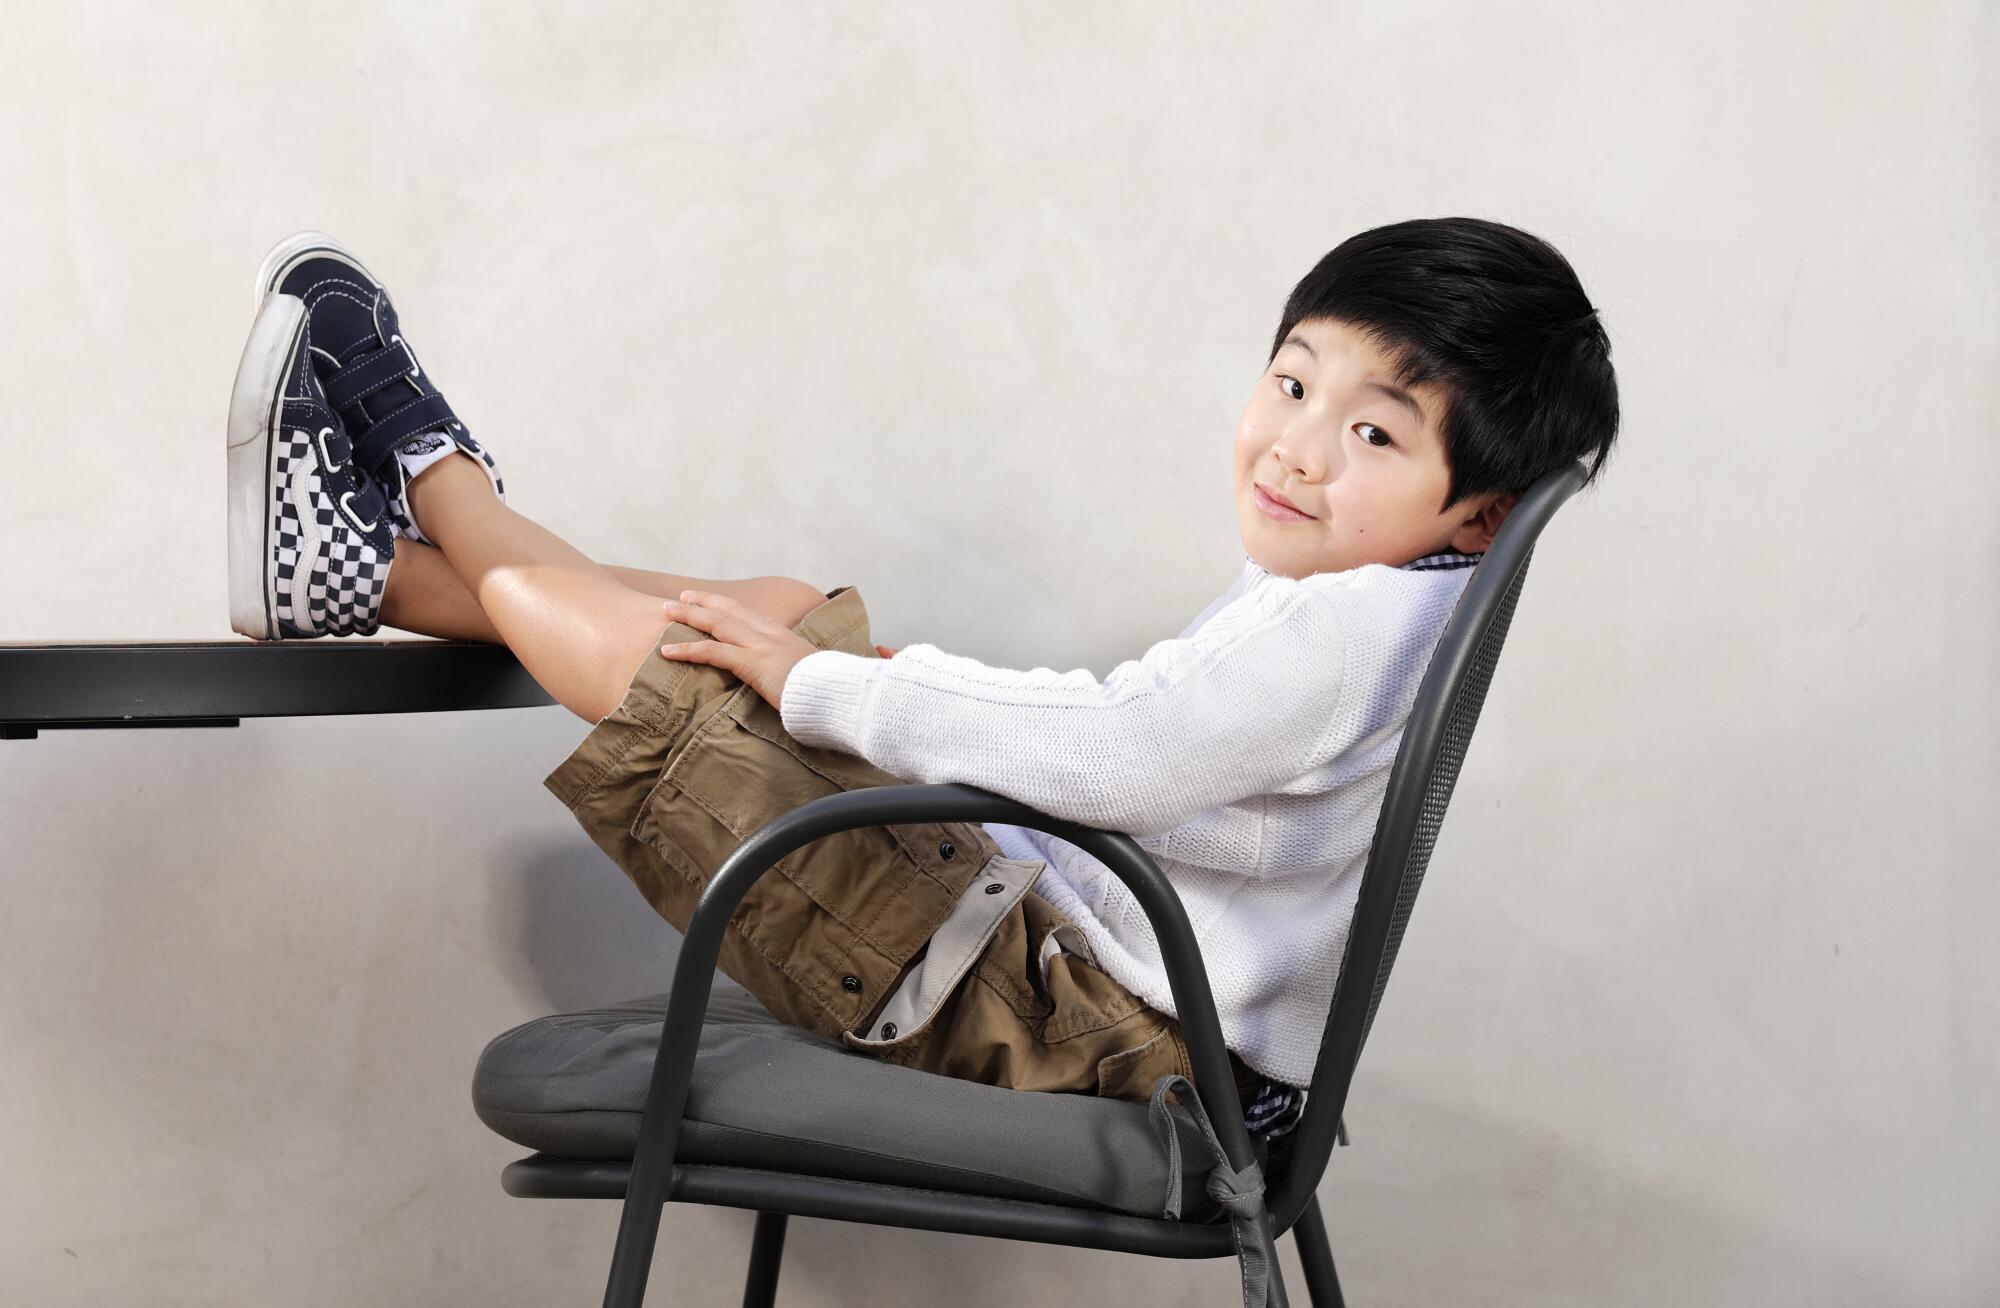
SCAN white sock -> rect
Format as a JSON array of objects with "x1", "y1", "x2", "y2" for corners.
[{"x1": 391, "y1": 430, "x2": 460, "y2": 488}]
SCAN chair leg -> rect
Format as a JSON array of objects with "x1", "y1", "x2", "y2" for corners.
[
  {"x1": 1292, "y1": 1194, "x2": 1346, "y2": 1308},
  {"x1": 602, "y1": 1188, "x2": 668, "y2": 1308},
  {"x1": 741, "y1": 1211, "x2": 788, "y2": 1308}
]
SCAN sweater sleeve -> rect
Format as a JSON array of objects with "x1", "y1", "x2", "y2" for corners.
[{"x1": 777, "y1": 581, "x2": 1349, "y2": 836}]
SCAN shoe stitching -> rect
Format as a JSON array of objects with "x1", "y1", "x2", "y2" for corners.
[
  {"x1": 301, "y1": 290, "x2": 386, "y2": 374},
  {"x1": 302, "y1": 287, "x2": 376, "y2": 317},
  {"x1": 298, "y1": 275, "x2": 377, "y2": 301},
  {"x1": 367, "y1": 391, "x2": 451, "y2": 429}
]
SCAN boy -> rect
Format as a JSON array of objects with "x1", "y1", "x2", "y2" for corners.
[{"x1": 224, "y1": 219, "x2": 1619, "y2": 1135}]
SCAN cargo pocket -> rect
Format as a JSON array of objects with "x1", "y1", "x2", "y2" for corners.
[
  {"x1": 842, "y1": 854, "x2": 1046, "y2": 1049},
  {"x1": 1091, "y1": 1021, "x2": 1194, "y2": 1104},
  {"x1": 630, "y1": 684, "x2": 983, "y2": 959}
]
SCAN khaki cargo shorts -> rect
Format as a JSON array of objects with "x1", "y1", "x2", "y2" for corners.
[{"x1": 543, "y1": 584, "x2": 1260, "y2": 1105}]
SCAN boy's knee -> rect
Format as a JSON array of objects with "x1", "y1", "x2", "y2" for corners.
[{"x1": 748, "y1": 575, "x2": 830, "y2": 629}]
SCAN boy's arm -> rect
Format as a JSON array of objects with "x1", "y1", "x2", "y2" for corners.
[{"x1": 779, "y1": 582, "x2": 1350, "y2": 836}]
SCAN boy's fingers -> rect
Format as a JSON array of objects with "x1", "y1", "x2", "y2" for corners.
[
  {"x1": 661, "y1": 639, "x2": 731, "y2": 669},
  {"x1": 680, "y1": 589, "x2": 764, "y2": 626},
  {"x1": 663, "y1": 599, "x2": 709, "y2": 628},
  {"x1": 669, "y1": 595, "x2": 769, "y2": 640},
  {"x1": 666, "y1": 599, "x2": 762, "y2": 642}
]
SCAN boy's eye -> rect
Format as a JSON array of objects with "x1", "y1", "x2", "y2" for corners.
[{"x1": 1278, "y1": 376, "x2": 1394, "y2": 448}]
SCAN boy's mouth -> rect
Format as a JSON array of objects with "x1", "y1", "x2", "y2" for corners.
[{"x1": 1254, "y1": 483, "x2": 1316, "y2": 522}]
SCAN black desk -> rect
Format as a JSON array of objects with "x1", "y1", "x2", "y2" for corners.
[{"x1": 0, "y1": 641, "x2": 556, "y2": 739}]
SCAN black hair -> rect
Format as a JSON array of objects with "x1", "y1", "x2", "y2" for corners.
[{"x1": 1267, "y1": 217, "x2": 1620, "y2": 514}]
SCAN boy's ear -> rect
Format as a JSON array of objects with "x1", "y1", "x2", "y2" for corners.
[{"x1": 1450, "y1": 492, "x2": 1517, "y2": 553}]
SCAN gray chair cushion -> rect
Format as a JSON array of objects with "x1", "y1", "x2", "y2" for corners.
[{"x1": 472, "y1": 986, "x2": 1269, "y2": 1220}]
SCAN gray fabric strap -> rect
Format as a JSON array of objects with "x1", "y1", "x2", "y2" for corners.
[{"x1": 1148, "y1": 1073, "x2": 1282, "y2": 1308}]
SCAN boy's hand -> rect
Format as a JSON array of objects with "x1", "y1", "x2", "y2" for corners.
[
  {"x1": 657, "y1": 591, "x2": 821, "y2": 714},
  {"x1": 874, "y1": 643, "x2": 899, "y2": 659}
]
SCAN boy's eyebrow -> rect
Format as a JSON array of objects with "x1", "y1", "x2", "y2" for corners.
[{"x1": 1280, "y1": 334, "x2": 1428, "y2": 427}]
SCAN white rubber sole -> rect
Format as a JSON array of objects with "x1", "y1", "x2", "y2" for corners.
[{"x1": 226, "y1": 293, "x2": 306, "y2": 640}]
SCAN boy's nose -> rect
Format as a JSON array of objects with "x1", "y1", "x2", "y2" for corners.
[{"x1": 1274, "y1": 434, "x2": 1333, "y2": 483}]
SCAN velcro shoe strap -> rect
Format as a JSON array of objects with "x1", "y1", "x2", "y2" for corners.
[
  {"x1": 353, "y1": 393, "x2": 458, "y2": 475},
  {"x1": 316, "y1": 421, "x2": 355, "y2": 472},
  {"x1": 276, "y1": 403, "x2": 358, "y2": 469},
  {"x1": 324, "y1": 340, "x2": 418, "y2": 411},
  {"x1": 341, "y1": 477, "x2": 388, "y2": 527}
]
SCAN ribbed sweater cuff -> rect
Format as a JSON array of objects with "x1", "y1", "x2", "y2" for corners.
[{"x1": 779, "y1": 649, "x2": 880, "y2": 752}]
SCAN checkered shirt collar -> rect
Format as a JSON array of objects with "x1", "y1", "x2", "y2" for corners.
[
  {"x1": 1400, "y1": 548, "x2": 1484, "y2": 572},
  {"x1": 1244, "y1": 549, "x2": 1484, "y2": 578}
]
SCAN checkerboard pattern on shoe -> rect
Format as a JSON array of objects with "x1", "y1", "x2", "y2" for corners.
[
  {"x1": 227, "y1": 290, "x2": 398, "y2": 640},
  {"x1": 253, "y1": 231, "x2": 505, "y2": 544},
  {"x1": 268, "y1": 424, "x2": 392, "y2": 636}
]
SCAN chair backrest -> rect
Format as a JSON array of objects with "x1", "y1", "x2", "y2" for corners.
[{"x1": 1268, "y1": 457, "x2": 1590, "y2": 1222}]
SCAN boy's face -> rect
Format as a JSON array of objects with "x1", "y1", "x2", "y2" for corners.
[{"x1": 1233, "y1": 316, "x2": 1513, "y2": 579}]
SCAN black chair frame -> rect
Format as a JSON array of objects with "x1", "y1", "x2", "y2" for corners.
[{"x1": 498, "y1": 459, "x2": 1591, "y2": 1307}]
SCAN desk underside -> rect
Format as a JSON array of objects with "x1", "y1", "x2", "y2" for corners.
[{"x1": 0, "y1": 641, "x2": 555, "y2": 737}]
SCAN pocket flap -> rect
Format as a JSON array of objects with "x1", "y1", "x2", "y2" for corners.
[{"x1": 843, "y1": 854, "x2": 1045, "y2": 1049}]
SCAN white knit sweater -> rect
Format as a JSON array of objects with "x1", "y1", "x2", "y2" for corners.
[{"x1": 778, "y1": 549, "x2": 1483, "y2": 1087}]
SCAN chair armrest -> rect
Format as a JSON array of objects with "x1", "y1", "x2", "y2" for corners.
[{"x1": 626, "y1": 781, "x2": 1261, "y2": 1193}]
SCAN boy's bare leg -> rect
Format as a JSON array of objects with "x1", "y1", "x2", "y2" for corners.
[
  {"x1": 380, "y1": 541, "x2": 814, "y2": 646},
  {"x1": 383, "y1": 452, "x2": 819, "y2": 724},
  {"x1": 378, "y1": 541, "x2": 508, "y2": 643}
]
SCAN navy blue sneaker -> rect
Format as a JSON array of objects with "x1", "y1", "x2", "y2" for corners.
[
  {"x1": 226, "y1": 290, "x2": 397, "y2": 639},
  {"x1": 251, "y1": 231, "x2": 505, "y2": 544}
]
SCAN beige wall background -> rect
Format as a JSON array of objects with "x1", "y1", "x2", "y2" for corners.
[{"x1": 3, "y1": 2, "x2": 1995, "y2": 1304}]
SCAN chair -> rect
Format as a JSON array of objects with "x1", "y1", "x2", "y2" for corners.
[{"x1": 473, "y1": 458, "x2": 1591, "y2": 1307}]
